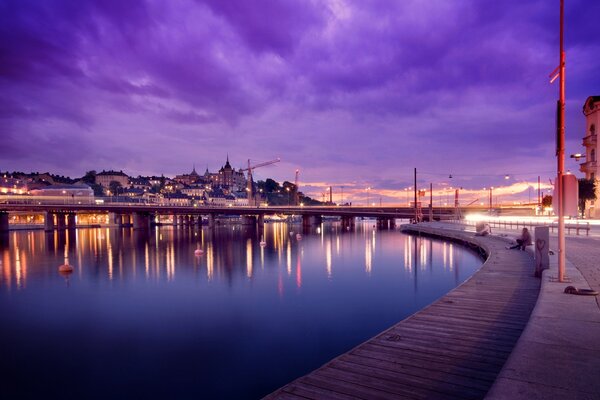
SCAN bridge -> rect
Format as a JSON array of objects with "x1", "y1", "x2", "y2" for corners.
[{"x1": 0, "y1": 201, "x2": 535, "y2": 233}]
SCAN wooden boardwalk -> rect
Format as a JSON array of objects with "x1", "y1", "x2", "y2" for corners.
[{"x1": 265, "y1": 225, "x2": 540, "y2": 400}]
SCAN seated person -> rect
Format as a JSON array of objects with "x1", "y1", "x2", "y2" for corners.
[
  {"x1": 475, "y1": 222, "x2": 491, "y2": 236},
  {"x1": 506, "y1": 227, "x2": 532, "y2": 250}
]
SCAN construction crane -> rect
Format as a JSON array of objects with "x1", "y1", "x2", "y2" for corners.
[
  {"x1": 242, "y1": 158, "x2": 280, "y2": 206},
  {"x1": 294, "y1": 169, "x2": 300, "y2": 206}
]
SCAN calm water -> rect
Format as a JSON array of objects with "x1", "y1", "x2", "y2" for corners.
[{"x1": 0, "y1": 222, "x2": 482, "y2": 399}]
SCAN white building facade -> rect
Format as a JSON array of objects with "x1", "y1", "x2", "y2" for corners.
[{"x1": 580, "y1": 96, "x2": 600, "y2": 217}]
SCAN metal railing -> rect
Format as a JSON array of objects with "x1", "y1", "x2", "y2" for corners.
[{"x1": 456, "y1": 219, "x2": 590, "y2": 236}]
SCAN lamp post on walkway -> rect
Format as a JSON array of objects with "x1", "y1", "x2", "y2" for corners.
[{"x1": 555, "y1": 0, "x2": 567, "y2": 281}]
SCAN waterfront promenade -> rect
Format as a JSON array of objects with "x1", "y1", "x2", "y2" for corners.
[
  {"x1": 486, "y1": 233, "x2": 600, "y2": 399},
  {"x1": 266, "y1": 224, "x2": 540, "y2": 399},
  {"x1": 266, "y1": 222, "x2": 600, "y2": 399}
]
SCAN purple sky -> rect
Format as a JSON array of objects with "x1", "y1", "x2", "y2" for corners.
[{"x1": 1, "y1": 0, "x2": 599, "y2": 203}]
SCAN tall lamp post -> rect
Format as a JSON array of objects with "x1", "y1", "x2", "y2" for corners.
[{"x1": 553, "y1": 0, "x2": 566, "y2": 281}]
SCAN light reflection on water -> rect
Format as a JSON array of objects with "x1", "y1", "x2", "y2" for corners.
[{"x1": 0, "y1": 222, "x2": 481, "y2": 399}]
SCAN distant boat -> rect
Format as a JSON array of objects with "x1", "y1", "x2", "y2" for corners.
[
  {"x1": 194, "y1": 247, "x2": 204, "y2": 256},
  {"x1": 296, "y1": 233, "x2": 302, "y2": 240}
]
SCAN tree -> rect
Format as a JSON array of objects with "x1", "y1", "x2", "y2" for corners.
[
  {"x1": 542, "y1": 195, "x2": 552, "y2": 209},
  {"x1": 109, "y1": 180, "x2": 123, "y2": 196},
  {"x1": 263, "y1": 178, "x2": 280, "y2": 193},
  {"x1": 81, "y1": 170, "x2": 96, "y2": 184},
  {"x1": 80, "y1": 170, "x2": 103, "y2": 196},
  {"x1": 578, "y1": 178, "x2": 597, "y2": 218}
]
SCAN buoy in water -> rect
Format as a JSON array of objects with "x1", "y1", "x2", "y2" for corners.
[
  {"x1": 296, "y1": 234, "x2": 302, "y2": 240},
  {"x1": 194, "y1": 249, "x2": 204, "y2": 256},
  {"x1": 58, "y1": 264, "x2": 73, "y2": 274}
]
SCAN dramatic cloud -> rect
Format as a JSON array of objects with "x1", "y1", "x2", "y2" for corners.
[{"x1": 1, "y1": 0, "x2": 598, "y2": 202}]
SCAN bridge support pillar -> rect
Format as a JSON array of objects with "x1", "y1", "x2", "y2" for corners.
[
  {"x1": 257, "y1": 214, "x2": 264, "y2": 227},
  {"x1": 208, "y1": 214, "x2": 216, "y2": 228},
  {"x1": 302, "y1": 215, "x2": 322, "y2": 227},
  {"x1": 341, "y1": 216, "x2": 355, "y2": 230},
  {"x1": 67, "y1": 213, "x2": 77, "y2": 230},
  {"x1": 133, "y1": 212, "x2": 151, "y2": 230},
  {"x1": 109, "y1": 212, "x2": 123, "y2": 227},
  {"x1": 55, "y1": 213, "x2": 67, "y2": 230},
  {"x1": 377, "y1": 217, "x2": 392, "y2": 229},
  {"x1": 44, "y1": 212, "x2": 55, "y2": 231},
  {"x1": 195, "y1": 215, "x2": 203, "y2": 227},
  {"x1": 242, "y1": 215, "x2": 257, "y2": 226},
  {"x1": 0, "y1": 212, "x2": 9, "y2": 233},
  {"x1": 389, "y1": 218, "x2": 397, "y2": 229},
  {"x1": 178, "y1": 215, "x2": 185, "y2": 226}
]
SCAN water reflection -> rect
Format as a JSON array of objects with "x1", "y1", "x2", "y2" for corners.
[
  {"x1": 0, "y1": 222, "x2": 482, "y2": 399},
  {"x1": 1, "y1": 223, "x2": 475, "y2": 291}
]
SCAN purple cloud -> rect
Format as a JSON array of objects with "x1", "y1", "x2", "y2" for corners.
[{"x1": 0, "y1": 0, "x2": 599, "y2": 202}]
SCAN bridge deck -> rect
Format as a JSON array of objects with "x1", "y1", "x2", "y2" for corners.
[{"x1": 264, "y1": 224, "x2": 540, "y2": 399}]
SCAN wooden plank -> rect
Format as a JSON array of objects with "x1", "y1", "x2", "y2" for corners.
[
  {"x1": 351, "y1": 346, "x2": 498, "y2": 382},
  {"x1": 282, "y1": 382, "x2": 362, "y2": 400},
  {"x1": 265, "y1": 227, "x2": 540, "y2": 400},
  {"x1": 341, "y1": 352, "x2": 491, "y2": 392}
]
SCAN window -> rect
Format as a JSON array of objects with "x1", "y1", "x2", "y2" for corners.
[
  {"x1": 592, "y1": 149, "x2": 596, "y2": 162},
  {"x1": 591, "y1": 124, "x2": 596, "y2": 136}
]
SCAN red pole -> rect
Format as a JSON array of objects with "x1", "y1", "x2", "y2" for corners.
[{"x1": 557, "y1": 0, "x2": 566, "y2": 281}]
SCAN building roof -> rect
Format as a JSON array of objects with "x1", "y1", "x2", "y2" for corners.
[
  {"x1": 583, "y1": 96, "x2": 600, "y2": 115},
  {"x1": 223, "y1": 154, "x2": 232, "y2": 170},
  {"x1": 97, "y1": 170, "x2": 128, "y2": 176}
]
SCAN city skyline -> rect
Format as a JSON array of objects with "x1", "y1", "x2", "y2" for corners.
[{"x1": 1, "y1": 0, "x2": 599, "y2": 199}]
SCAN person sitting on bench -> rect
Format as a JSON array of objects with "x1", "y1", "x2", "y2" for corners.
[{"x1": 507, "y1": 227, "x2": 532, "y2": 250}]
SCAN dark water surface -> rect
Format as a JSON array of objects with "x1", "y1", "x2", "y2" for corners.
[{"x1": 0, "y1": 222, "x2": 482, "y2": 399}]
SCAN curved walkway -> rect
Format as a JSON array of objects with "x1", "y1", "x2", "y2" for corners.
[
  {"x1": 265, "y1": 224, "x2": 540, "y2": 399},
  {"x1": 486, "y1": 235, "x2": 600, "y2": 399}
]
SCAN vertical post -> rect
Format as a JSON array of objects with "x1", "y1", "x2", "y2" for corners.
[
  {"x1": 557, "y1": 0, "x2": 566, "y2": 282},
  {"x1": 429, "y1": 183, "x2": 433, "y2": 222},
  {"x1": 414, "y1": 168, "x2": 417, "y2": 222},
  {"x1": 538, "y1": 176, "x2": 541, "y2": 209},
  {"x1": 45, "y1": 212, "x2": 55, "y2": 231},
  {"x1": 67, "y1": 213, "x2": 76, "y2": 229},
  {"x1": 0, "y1": 212, "x2": 9, "y2": 233}
]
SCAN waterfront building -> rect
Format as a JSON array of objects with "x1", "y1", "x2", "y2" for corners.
[
  {"x1": 96, "y1": 170, "x2": 129, "y2": 188},
  {"x1": 158, "y1": 192, "x2": 191, "y2": 206},
  {"x1": 129, "y1": 176, "x2": 152, "y2": 191},
  {"x1": 580, "y1": 96, "x2": 600, "y2": 217},
  {"x1": 0, "y1": 176, "x2": 27, "y2": 194},
  {"x1": 174, "y1": 166, "x2": 204, "y2": 186},
  {"x1": 216, "y1": 156, "x2": 247, "y2": 191},
  {"x1": 181, "y1": 184, "x2": 208, "y2": 198}
]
